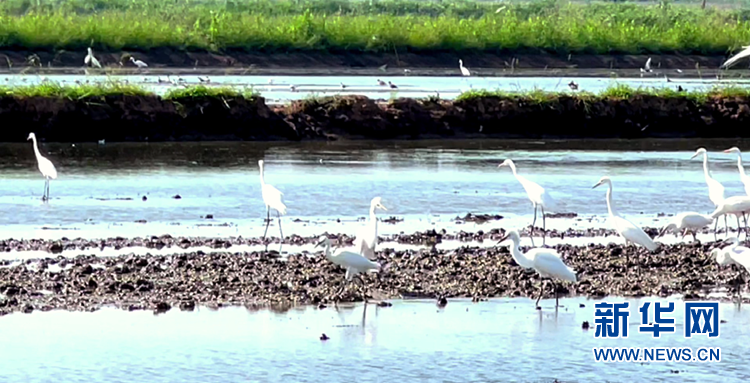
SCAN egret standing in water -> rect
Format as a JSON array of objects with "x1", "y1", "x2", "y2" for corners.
[
  {"x1": 316, "y1": 236, "x2": 381, "y2": 301},
  {"x1": 498, "y1": 159, "x2": 557, "y2": 246},
  {"x1": 592, "y1": 176, "x2": 658, "y2": 265},
  {"x1": 710, "y1": 196, "x2": 750, "y2": 240},
  {"x1": 691, "y1": 148, "x2": 728, "y2": 239},
  {"x1": 84, "y1": 47, "x2": 101, "y2": 68},
  {"x1": 497, "y1": 230, "x2": 576, "y2": 309},
  {"x1": 27, "y1": 132, "x2": 57, "y2": 202},
  {"x1": 258, "y1": 160, "x2": 286, "y2": 242},
  {"x1": 355, "y1": 197, "x2": 388, "y2": 260},
  {"x1": 129, "y1": 56, "x2": 148, "y2": 68},
  {"x1": 459, "y1": 59, "x2": 471, "y2": 76},
  {"x1": 658, "y1": 212, "x2": 713, "y2": 243}
]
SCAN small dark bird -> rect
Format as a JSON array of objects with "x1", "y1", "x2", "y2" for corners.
[
  {"x1": 389, "y1": 81, "x2": 398, "y2": 89},
  {"x1": 678, "y1": 85, "x2": 685, "y2": 92},
  {"x1": 568, "y1": 81, "x2": 578, "y2": 90},
  {"x1": 320, "y1": 333, "x2": 330, "y2": 341}
]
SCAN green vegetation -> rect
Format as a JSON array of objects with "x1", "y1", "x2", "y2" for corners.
[
  {"x1": 0, "y1": 0, "x2": 750, "y2": 55},
  {"x1": 0, "y1": 82, "x2": 258, "y2": 99}
]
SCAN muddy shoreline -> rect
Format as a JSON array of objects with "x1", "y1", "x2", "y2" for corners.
[
  {"x1": 0, "y1": 49, "x2": 736, "y2": 74},
  {"x1": 0, "y1": 241, "x2": 740, "y2": 315},
  {"x1": 4, "y1": 93, "x2": 750, "y2": 142}
]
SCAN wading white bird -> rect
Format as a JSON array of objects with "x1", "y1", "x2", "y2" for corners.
[
  {"x1": 658, "y1": 212, "x2": 713, "y2": 243},
  {"x1": 498, "y1": 159, "x2": 557, "y2": 246},
  {"x1": 258, "y1": 160, "x2": 287, "y2": 241},
  {"x1": 710, "y1": 196, "x2": 750, "y2": 240},
  {"x1": 724, "y1": 147, "x2": 750, "y2": 195},
  {"x1": 129, "y1": 56, "x2": 148, "y2": 68},
  {"x1": 691, "y1": 148, "x2": 728, "y2": 238},
  {"x1": 711, "y1": 237, "x2": 750, "y2": 300},
  {"x1": 640, "y1": 57, "x2": 652, "y2": 73},
  {"x1": 592, "y1": 176, "x2": 658, "y2": 264},
  {"x1": 84, "y1": 47, "x2": 101, "y2": 68},
  {"x1": 459, "y1": 59, "x2": 471, "y2": 76},
  {"x1": 497, "y1": 230, "x2": 576, "y2": 308},
  {"x1": 27, "y1": 132, "x2": 57, "y2": 201},
  {"x1": 355, "y1": 197, "x2": 388, "y2": 260},
  {"x1": 316, "y1": 236, "x2": 381, "y2": 299},
  {"x1": 721, "y1": 45, "x2": 750, "y2": 69}
]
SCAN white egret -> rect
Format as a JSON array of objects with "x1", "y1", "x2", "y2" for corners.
[
  {"x1": 497, "y1": 230, "x2": 576, "y2": 308},
  {"x1": 724, "y1": 147, "x2": 750, "y2": 195},
  {"x1": 84, "y1": 47, "x2": 101, "y2": 68},
  {"x1": 691, "y1": 148, "x2": 728, "y2": 239},
  {"x1": 710, "y1": 196, "x2": 750, "y2": 239},
  {"x1": 27, "y1": 132, "x2": 58, "y2": 201},
  {"x1": 258, "y1": 160, "x2": 286, "y2": 241},
  {"x1": 640, "y1": 57, "x2": 652, "y2": 73},
  {"x1": 316, "y1": 236, "x2": 381, "y2": 299},
  {"x1": 459, "y1": 59, "x2": 471, "y2": 76},
  {"x1": 498, "y1": 159, "x2": 557, "y2": 246},
  {"x1": 658, "y1": 212, "x2": 713, "y2": 243},
  {"x1": 711, "y1": 237, "x2": 750, "y2": 301},
  {"x1": 592, "y1": 176, "x2": 658, "y2": 265},
  {"x1": 355, "y1": 197, "x2": 388, "y2": 260},
  {"x1": 129, "y1": 56, "x2": 148, "y2": 68},
  {"x1": 721, "y1": 46, "x2": 750, "y2": 69}
]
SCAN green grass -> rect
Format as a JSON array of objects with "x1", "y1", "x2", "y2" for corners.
[
  {"x1": 0, "y1": 82, "x2": 259, "y2": 100},
  {"x1": 1, "y1": 0, "x2": 750, "y2": 55}
]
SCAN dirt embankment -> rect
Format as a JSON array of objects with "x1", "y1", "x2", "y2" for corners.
[
  {"x1": 0, "y1": 241, "x2": 738, "y2": 315},
  {"x1": 3, "y1": 94, "x2": 750, "y2": 142},
  {"x1": 0, "y1": 48, "x2": 732, "y2": 74}
]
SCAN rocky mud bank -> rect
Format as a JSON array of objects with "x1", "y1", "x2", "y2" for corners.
[
  {"x1": 0, "y1": 224, "x2": 741, "y2": 254},
  {"x1": 4, "y1": 93, "x2": 750, "y2": 142},
  {"x1": 0, "y1": 241, "x2": 742, "y2": 315}
]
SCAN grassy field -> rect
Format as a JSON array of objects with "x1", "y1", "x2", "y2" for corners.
[{"x1": 0, "y1": 0, "x2": 750, "y2": 56}]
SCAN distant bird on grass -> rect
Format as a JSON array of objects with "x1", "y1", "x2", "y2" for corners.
[
  {"x1": 27, "y1": 132, "x2": 57, "y2": 202},
  {"x1": 84, "y1": 47, "x2": 101, "y2": 68}
]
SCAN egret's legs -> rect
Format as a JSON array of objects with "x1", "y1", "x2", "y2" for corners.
[
  {"x1": 724, "y1": 215, "x2": 729, "y2": 238},
  {"x1": 553, "y1": 281, "x2": 559, "y2": 307},
  {"x1": 277, "y1": 210, "x2": 284, "y2": 242},
  {"x1": 737, "y1": 215, "x2": 743, "y2": 240},
  {"x1": 46, "y1": 179, "x2": 50, "y2": 201},
  {"x1": 534, "y1": 280, "x2": 545, "y2": 309},
  {"x1": 744, "y1": 214, "x2": 749, "y2": 242},
  {"x1": 42, "y1": 178, "x2": 48, "y2": 201},
  {"x1": 713, "y1": 218, "x2": 719, "y2": 241},
  {"x1": 262, "y1": 207, "x2": 271, "y2": 241},
  {"x1": 541, "y1": 206, "x2": 547, "y2": 247},
  {"x1": 530, "y1": 205, "x2": 537, "y2": 247}
]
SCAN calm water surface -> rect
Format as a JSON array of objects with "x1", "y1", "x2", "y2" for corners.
[
  {"x1": 0, "y1": 297, "x2": 743, "y2": 382},
  {"x1": 2, "y1": 139, "x2": 750, "y2": 241}
]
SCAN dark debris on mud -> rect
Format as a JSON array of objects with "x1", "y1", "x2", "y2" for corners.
[{"x1": 0, "y1": 241, "x2": 743, "y2": 315}]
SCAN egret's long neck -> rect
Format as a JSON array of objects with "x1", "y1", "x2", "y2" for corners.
[
  {"x1": 322, "y1": 242, "x2": 334, "y2": 261},
  {"x1": 509, "y1": 238, "x2": 532, "y2": 268},
  {"x1": 605, "y1": 183, "x2": 616, "y2": 218},
  {"x1": 738, "y1": 153, "x2": 747, "y2": 178},
  {"x1": 702, "y1": 153, "x2": 712, "y2": 182},
  {"x1": 259, "y1": 165, "x2": 265, "y2": 185},
  {"x1": 31, "y1": 137, "x2": 41, "y2": 159}
]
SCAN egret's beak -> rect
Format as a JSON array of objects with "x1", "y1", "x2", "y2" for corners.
[
  {"x1": 690, "y1": 152, "x2": 700, "y2": 159},
  {"x1": 723, "y1": 149, "x2": 733, "y2": 154},
  {"x1": 378, "y1": 204, "x2": 388, "y2": 211},
  {"x1": 592, "y1": 181, "x2": 603, "y2": 189},
  {"x1": 496, "y1": 233, "x2": 510, "y2": 246},
  {"x1": 497, "y1": 163, "x2": 507, "y2": 168},
  {"x1": 657, "y1": 227, "x2": 666, "y2": 238},
  {"x1": 315, "y1": 239, "x2": 325, "y2": 248}
]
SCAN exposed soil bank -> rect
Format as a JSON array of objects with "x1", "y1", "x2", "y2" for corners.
[
  {"x1": 0, "y1": 242, "x2": 739, "y2": 315},
  {"x1": 0, "y1": 49, "x2": 732, "y2": 72},
  {"x1": 5, "y1": 93, "x2": 750, "y2": 142}
]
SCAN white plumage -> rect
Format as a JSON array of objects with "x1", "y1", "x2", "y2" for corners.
[
  {"x1": 691, "y1": 147, "x2": 728, "y2": 238},
  {"x1": 711, "y1": 237, "x2": 750, "y2": 300},
  {"x1": 710, "y1": 195, "x2": 750, "y2": 239},
  {"x1": 498, "y1": 230, "x2": 576, "y2": 308},
  {"x1": 459, "y1": 59, "x2": 471, "y2": 76},
  {"x1": 354, "y1": 197, "x2": 387, "y2": 260},
  {"x1": 316, "y1": 236, "x2": 381, "y2": 299},
  {"x1": 84, "y1": 47, "x2": 101, "y2": 68},
  {"x1": 499, "y1": 158, "x2": 557, "y2": 245},
  {"x1": 593, "y1": 176, "x2": 658, "y2": 264},
  {"x1": 129, "y1": 56, "x2": 148, "y2": 68},
  {"x1": 258, "y1": 159, "x2": 287, "y2": 241},
  {"x1": 658, "y1": 212, "x2": 713, "y2": 243},
  {"x1": 27, "y1": 132, "x2": 57, "y2": 201},
  {"x1": 724, "y1": 147, "x2": 750, "y2": 196},
  {"x1": 721, "y1": 46, "x2": 750, "y2": 69}
]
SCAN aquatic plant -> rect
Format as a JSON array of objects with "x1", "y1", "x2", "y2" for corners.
[{"x1": 0, "y1": 0, "x2": 749, "y2": 55}]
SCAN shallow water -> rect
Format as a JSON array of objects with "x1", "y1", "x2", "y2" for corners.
[
  {"x1": 3, "y1": 74, "x2": 745, "y2": 101},
  {"x1": 3, "y1": 139, "x2": 750, "y2": 245},
  {"x1": 0, "y1": 297, "x2": 743, "y2": 382}
]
